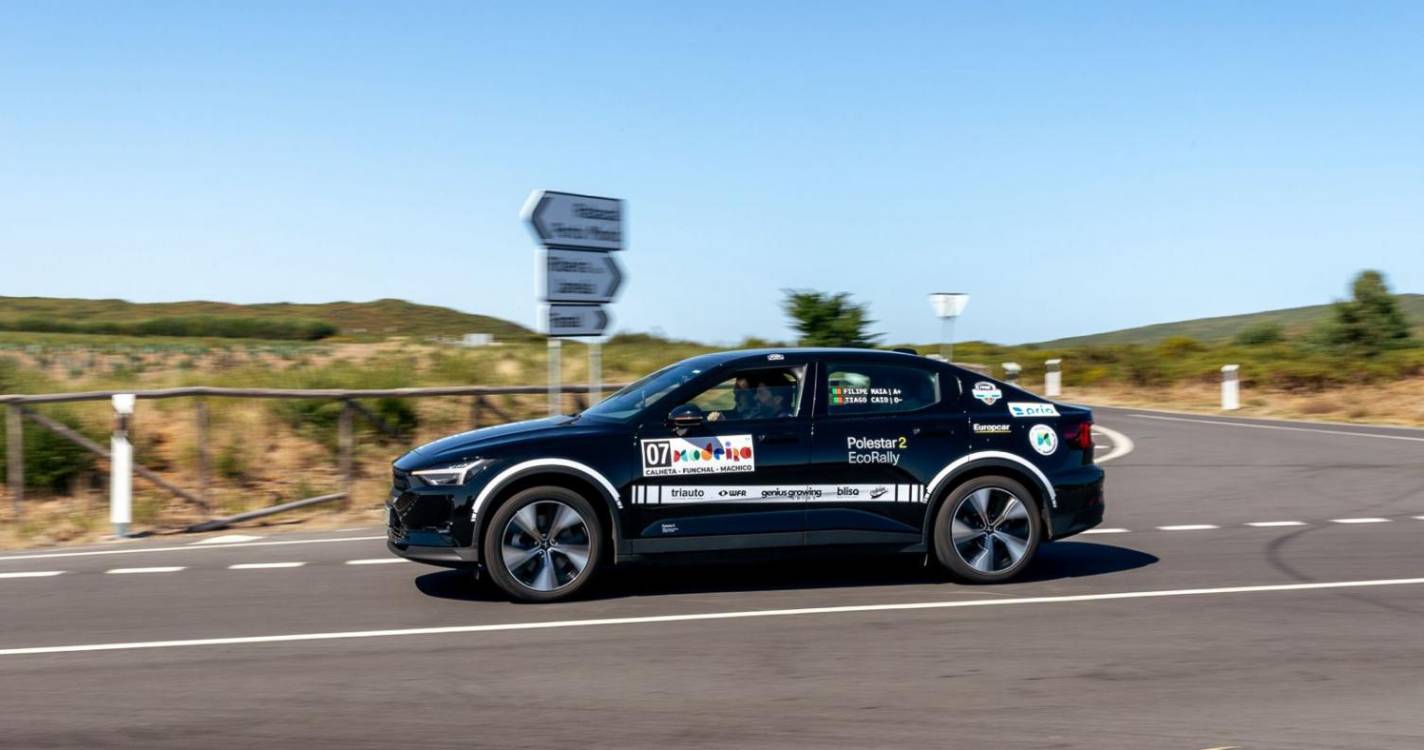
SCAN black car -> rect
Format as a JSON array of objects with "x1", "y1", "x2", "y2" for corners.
[{"x1": 388, "y1": 348, "x2": 1105, "y2": 602}]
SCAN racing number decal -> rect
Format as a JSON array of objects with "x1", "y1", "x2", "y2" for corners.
[{"x1": 643, "y1": 440, "x2": 672, "y2": 470}]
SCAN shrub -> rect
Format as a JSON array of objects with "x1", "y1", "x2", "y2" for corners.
[
  {"x1": 1234, "y1": 323, "x2": 1285, "y2": 346},
  {"x1": 0, "y1": 406, "x2": 98, "y2": 492}
]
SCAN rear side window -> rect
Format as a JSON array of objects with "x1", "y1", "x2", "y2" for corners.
[{"x1": 825, "y1": 362, "x2": 939, "y2": 415}]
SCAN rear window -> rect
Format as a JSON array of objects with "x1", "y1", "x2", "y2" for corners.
[{"x1": 825, "y1": 363, "x2": 939, "y2": 415}]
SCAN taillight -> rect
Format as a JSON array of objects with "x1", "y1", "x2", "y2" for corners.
[{"x1": 1064, "y1": 421, "x2": 1093, "y2": 450}]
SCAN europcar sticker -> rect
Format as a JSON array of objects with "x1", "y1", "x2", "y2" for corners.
[
  {"x1": 641, "y1": 435, "x2": 754, "y2": 476},
  {"x1": 1008, "y1": 402, "x2": 1059, "y2": 418},
  {"x1": 1029, "y1": 424, "x2": 1058, "y2": 455},
  {"x1": 973, "y1": 423, "x2": 1011, "y2": 435},
  {"x1": 971, "y1": 381, "x2": 1003, "y2": 405}
]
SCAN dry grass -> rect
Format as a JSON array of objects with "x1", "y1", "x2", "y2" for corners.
[{"x1": 1068, "y1": 376, "x2": 1424, "y2": 427}]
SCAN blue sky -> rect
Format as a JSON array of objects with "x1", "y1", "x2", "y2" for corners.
[{"x1": 2, "y1": 2, "x2": 1421, "y2": 345}]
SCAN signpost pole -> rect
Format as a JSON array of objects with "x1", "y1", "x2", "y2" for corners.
[
  {"x1": 588, "y1": 341, "x2": 602, "y2": 406},
  {"x1": 548, "y1": 338, "x2": 562, "y2": 416}
]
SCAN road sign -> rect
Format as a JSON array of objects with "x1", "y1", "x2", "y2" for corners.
[
  {"x1": 543, "y1": 304, "x2": 610, "y2": 337},
  {"x1": 523, "y1": 190, "x2": 623, "y2": 251},
  {"x1": 542, "y1": 248, "x2": 624, "y2": 304}
]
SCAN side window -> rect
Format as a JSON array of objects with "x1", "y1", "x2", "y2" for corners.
[
  {"x1": 683, "y1": 366, "x2": 805, "y2": 422},
  {"x1": 825, "y1": 363, "x2": 939, "y2": 415}
]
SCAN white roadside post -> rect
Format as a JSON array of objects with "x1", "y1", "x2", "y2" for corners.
[
  {"x1": 1044, "y1": 359, "x2": 1062, "y2": 398},
  {"x1": 588, "y1": 339, "x2": 602, "y2": 406},
  {"x1": 1002, "y1": 362, "x2": 1021, "y2": 385},
  {"x1": 928, "y1": 293, "x2": 970, "y2": 363},
  {"x1": 110, "y1": 394, "x2": 136, "y2": 538},
  {"x1": 547, "y1": 338, "x2": 562, "y2": 416},
  {"x1": 1222, "y1": 364, "x2": 1240, "y2": 411}
]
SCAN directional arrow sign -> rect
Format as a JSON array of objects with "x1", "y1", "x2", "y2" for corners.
[
  {"x1": 542, "y1": 248, "x2": 624, "y2": 303},
  {"x1": 542, "y1": 304, "x2": 610, "y2": 337},
  {"x1": 522, "y1": 190, "x2": 623, "y2": 251}
]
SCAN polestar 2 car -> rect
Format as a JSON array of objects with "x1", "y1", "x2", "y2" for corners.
[{"x1": 387, "y1": 348, "x2": 1105, "y2": 602}]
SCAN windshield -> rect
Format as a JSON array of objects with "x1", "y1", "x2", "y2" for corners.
[{"x1": 580, "y1": 361, "x2": 706, "y2": 422}]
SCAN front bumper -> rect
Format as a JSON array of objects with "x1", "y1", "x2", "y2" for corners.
[
  {"x1": 1046, "y1": 466, "x2": 1106, "y2": 540},
  {"x1": 385, "y1": 467, "x2": 482, "y2": 567}
]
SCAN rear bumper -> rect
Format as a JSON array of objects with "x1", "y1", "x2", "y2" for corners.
[{"x1": 1046, "y1": 468, "x2": 1105, "y2": 540}]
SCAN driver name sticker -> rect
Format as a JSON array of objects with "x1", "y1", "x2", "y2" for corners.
[{"x1": 641, "y1": 435, "x2": 755, "y2": 476}]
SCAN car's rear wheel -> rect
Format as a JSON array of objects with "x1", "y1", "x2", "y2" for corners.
[
  {"x1": 483, "y1": 486, "x2": 603, "y2": 603},
  {"x1": 933, "y1": 475, "x2": 1040, "y2": 583}
]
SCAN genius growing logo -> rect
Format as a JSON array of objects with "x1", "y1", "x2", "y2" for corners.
[{"x1": 641, "y1": 434, "x2": 756, "y2": 476}]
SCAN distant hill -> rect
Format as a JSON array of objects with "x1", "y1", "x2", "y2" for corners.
[
  {"x1": 0, "y1": 296, "x2": 534, "y2": 341},
  {"x1": 1034, "y1": 293, "x2": 1424, "y2": 347}
]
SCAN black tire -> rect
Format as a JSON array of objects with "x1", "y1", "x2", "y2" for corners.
[
  {"x1": 482, "y1": 486, "x2": 604, "y2": 603},
  {"x1": 932, "y1": 475, "x2": 1041, "y2": 584}
]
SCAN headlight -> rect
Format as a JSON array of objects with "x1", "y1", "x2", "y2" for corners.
[{"x1": 411, "y1": 459, "x2": 489, "y2": 486}]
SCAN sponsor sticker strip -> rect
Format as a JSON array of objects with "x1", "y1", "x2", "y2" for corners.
[{"x1": 631, "y1": 484, "x2": 926, "y2": 505}]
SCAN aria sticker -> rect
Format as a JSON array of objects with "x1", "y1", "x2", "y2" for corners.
[
  {"x1": 971, "y1": 381, "x2": 1003, "y2": 405},
  {"x1": 1029, "y1": 424, "x2": 1058, "y2": 455},
  {"x1": 1008, "y1": 402, "x2": 1060, "y2": 418},
  {"x1": 640, "y1": 434, "x2": 755, "y2": 477}
]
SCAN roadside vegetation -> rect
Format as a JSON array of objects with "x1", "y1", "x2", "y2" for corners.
[{"x1": 0, "y1": 269, "x2": 1419, "y2": 547}]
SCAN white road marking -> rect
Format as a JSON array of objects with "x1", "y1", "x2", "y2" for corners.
[
  {"x1": 1415, "y1": 516, "x2": 1424, "y2": 521},
  {"x1": 1246, "y1": 521, "x2": 1307, "y2": 528},
  {"x1": 106, "y1": 566, "x2": 185, "y2": 575},
  {"x1": 0, "y1": 535, "x2": 385, "y2": 563},
  {"x1": 1331, "y1": 517, "x2": 1391, "y2": 524},
  {"x1": 345, "y1": 558, "x2": 408, "y2": 565},
  {"x1": 1081, "y1": 527, "x2": 1130, "y2": 534},
  {"x1": 1157, "y1": 524, "x2": 1219, "y2": 531},
  {"x1": 190, "y1": 534, "x2": 263, "y2": 545},
  {"x1": 1128, "y1": 413, "x2": 1424, "y2": 442},
  {"x1": 228, "y1": 562, "x2": 305, "y2": 570},
  {"x1": 7, "y1": 576, "x2": 1424, "y2": 657},
  {"x1": 1092, "y1": 425, "x2": 1135, "y2": 464},
  {"x1": 0, "y1": 570, "x2": 65, "y2": 579}
]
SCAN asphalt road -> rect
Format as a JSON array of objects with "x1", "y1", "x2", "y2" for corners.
[{"x1": 2, "y1": 406, "x2": 1423, "y2": 749}]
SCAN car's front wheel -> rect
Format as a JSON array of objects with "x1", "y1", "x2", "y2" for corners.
[
  {"x1": 482, "y1": 486, "x2": 603, "y2": 602},
  {"x1": 933, "y1": 475, "x2": 1040, "y2": 583}
]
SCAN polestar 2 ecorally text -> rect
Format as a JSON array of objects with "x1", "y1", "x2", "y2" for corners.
[{"x1": 387, "y1": 348, "x2": 1105, "y2": 602}]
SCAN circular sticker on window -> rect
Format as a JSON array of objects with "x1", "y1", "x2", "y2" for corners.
[{"x1": 1028, "y1": 424, "x2": 1058, "y2": 456}]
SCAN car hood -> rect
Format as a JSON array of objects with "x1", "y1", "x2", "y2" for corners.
[{"x1": 395, "y1": 415, "x2": 592, "y2": 469}]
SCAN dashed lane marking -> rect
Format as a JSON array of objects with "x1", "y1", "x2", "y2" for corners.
[
  {"x1": 345, "y1": 558, "x2": 408, "y2": 565},
  {"x1": 106, "y1": 566, "x2": 185, "y2": 575},
  {"x1": 228, "y1": 562, "x2": 305, "y2": 570},
  {"x1": 7, "y1": 576, "x2": 1424, "y2": 657},
  {"x1": 1246, "y1": 521, "x2": 1306, "y2": 527},
  {"x1": 1157, "y1": 524, "x2": 1219, "y2": 531},
  {"x1": 1127, "y1": 413, "x2": 1424, "y2": 442},
  {"x1": 0, "y1": 571, "x2": 64, "y2": 579},
  {"x1": 1081, "y1": 528, "x2": 1130, "y2": 534},
  {"x1": 0, "y1": 535, "x2": 386, "y2": 563},
  {"x1": 1331, "y1": 517, "x2": 1391, "y2": 524}
]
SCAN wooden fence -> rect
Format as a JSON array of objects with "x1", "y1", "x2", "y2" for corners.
[{"x1": 0, "y1": 384, "x2": 624, "y2": 530}]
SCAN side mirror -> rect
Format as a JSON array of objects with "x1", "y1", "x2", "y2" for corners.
[{"x1": 667, "y1": 404, "x2": 705, "y2": 430}]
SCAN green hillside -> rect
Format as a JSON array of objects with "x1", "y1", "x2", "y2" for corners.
[
  {"x1": 1035, "y1": 294, "x2": 1424, "y2": 347},
  {"x1": 0, "y1": 296, "x2": 534, "y2": 342}
]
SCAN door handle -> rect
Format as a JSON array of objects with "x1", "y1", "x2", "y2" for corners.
[{"x1": 758, "y1": 433, "x2": 800, "y2": 445}]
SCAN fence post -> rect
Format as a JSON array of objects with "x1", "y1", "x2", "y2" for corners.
[
  {"x1": 469, "y1": 395, "x2": 482, "y2": 430},
  {"x1": 588, "y1": 341, "x2": 602, "y2": 406},
  {"x1": 1044, "y1": 359, "x2": 1062, "y2": 398},
  {"x1": 1221, "y1": 364, "x2": 1240, "y2": 411},
  {"x1": 6, "y1": 404, "x2": 21, "y2": 518},
  {"x1": 1002, "y1": 362, "x2": 1021, "y2": 385},
  {"x1": 338, "y1": 399, "x2": 354, "y2": 508},
  {"x1": 195, "y1": 399, "x2": 210, "y2": 506},
  {"x1": 111, "y1": 394, "x2": 136, "y2": 538},
  {"x1": 548, "y1": 338, "x2": 562, "y2": 416}
]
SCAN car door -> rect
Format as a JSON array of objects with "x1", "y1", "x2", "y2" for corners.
[
  {"x1": 805, "y1": 359, "x2": 968, "y2": 543},
  {"x1": 626, "y1": 359, "x2": 814, "y2": 551}
]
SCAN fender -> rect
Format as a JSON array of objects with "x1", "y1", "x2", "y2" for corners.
[
  {"x1": 925, "y1": 450, "x2": 1057, "y2": 508},
  {"x1": 471, "y1": 458, "x2": 623, "y2": 521}
]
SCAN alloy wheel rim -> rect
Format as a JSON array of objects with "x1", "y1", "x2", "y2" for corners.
[
  {"x1": 950, "y1": 487, "x2": 1032, "y2": 574},
  {"x1": 500, "y1": 500, "x2": 592, "y2": 592}
]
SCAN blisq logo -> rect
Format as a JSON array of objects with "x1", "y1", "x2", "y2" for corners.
[
  {"x1": 971, "y1": 381, "x2": 1003, "y2": 405},
  {"x1": 1029, "y1": 424, "x2": 1058, "y2": 456}
]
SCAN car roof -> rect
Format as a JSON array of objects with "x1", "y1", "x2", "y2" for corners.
[{"x1": 680, "y1": 347, "x2": 935, "y2": 369}]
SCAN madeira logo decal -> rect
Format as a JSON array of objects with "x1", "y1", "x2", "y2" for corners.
[{"x1": 641, "y1": 434, "x2": 755, "y2": 476}]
